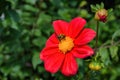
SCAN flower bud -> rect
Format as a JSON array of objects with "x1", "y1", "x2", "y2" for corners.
[
  {"x1": 89, "y1": 62, "x2": 101, "y2": 71},
  {"x1": 95, "y1": 9, "x2": 108, "y2": 22}
]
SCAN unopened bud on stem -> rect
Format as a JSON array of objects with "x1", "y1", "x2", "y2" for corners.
[{"x1": 95, "y1": 9, "x2": 108, "y2": 22}]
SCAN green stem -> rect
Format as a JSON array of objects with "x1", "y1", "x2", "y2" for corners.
[{"x1": 95, "y1": 21, "x2": 99, "y2": 53}]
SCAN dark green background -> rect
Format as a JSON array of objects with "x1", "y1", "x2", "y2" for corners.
[{"x1": 0, "y1": 0, "x2": 120, "y2": 80}]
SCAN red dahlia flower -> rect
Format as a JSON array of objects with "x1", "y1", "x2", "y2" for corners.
[{"x1": 40, "y1": 17, "x2": 96, "y2": 76}]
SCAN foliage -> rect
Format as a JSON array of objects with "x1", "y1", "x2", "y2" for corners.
[{"x1": 0, "y1": 0, "x2": 120, "y2": 80}]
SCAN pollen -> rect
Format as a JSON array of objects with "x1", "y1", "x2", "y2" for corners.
[{"x1": 59, "y1": 36, "x2": 74, "y2": 54}]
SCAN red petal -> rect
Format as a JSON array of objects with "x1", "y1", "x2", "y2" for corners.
[
  {"x1": 75, "y1": 28, "x2": 96, "y2": 45},
  {"x1": 60, "y1": 53, "x2": 78, "y2": 76},
  {"x1": 72, "y1": 45, "x2": 94, "y2": 58},
  {"x1": 68, "y1": 17, "x2": 86, "y2": 38},
  {"x1": 40, "y1": 46, "x2": 58, "y2": 61},
  {"x1": 46, "y1": 33, "x2": 59, "y2": 47},
  {"x1": 44, "y1": 52, "x2": 65, "y2": 73},
  {"x1": 53, "y1": 20, "x2": 69, "y2": 35}
]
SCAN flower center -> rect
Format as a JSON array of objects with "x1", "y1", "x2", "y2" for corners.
[{"x1": 58, "y1": 36, "x2": 74, "y2": 54}]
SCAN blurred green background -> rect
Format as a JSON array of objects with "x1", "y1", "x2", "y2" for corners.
[{"x1": 0, "y1": 0, "x2": 120, "y2": 80}]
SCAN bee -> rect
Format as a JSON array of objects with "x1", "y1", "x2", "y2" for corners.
[{"x1": 57, "y1": 34, "x2": 65, "y2": 41}]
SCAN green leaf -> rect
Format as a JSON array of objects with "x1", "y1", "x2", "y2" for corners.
[
  {"x1": 109, "y1": 46, "x2": 119, "y2": 62},
  {"x1": 33, "y1": 29, "x2": 42, "y2": 37},
  {"x1": 11, "y1": 65, "x2": 21, "y2": 72},
  {"x1": 36, "y1": 13, "x2": 52, "y2": 26},
  {"x1": 11, "y1": 19, "x2": 19, "y2": 30},
  {"x1": 32, "y1": 51, "x2": 42, "y2": 69},
  {"x1": 96, "y1": 4, "x2": 100, "y2": 9},
  {"x1": 23, "y1": 5, "x2": 39, "y2": 12},
  {"x1": 58, "y1": 9, "x2": 71, "y2": 20},
  {"x1": 50, "y1": 0, "x2": 62, "y2": 7},
  {"x1": 80, "y1": 9, "x2": 88, "y2": 17},
  {"x1": 90, "y1": 5, "x2": 98, "y2": 12},
  {"x1": 32, "y1": 37, "x2": 46, "y2": 48},
  {"x1": 99, "y1": 48, "x2": 111, "y2": 66},
  {"x1": 10, "y1": 65, "x2": 22, "y2": 78},
  {"x1": 0, "y1": 66, "x2": 11, "y2": 76},
  {"x1": 79, "y1": 1, "x2": 87, "y2": 7},
  {"x1": 7, "y1": 9, "x2": 20, "y2": 22},
  {"x1": 38, "y1": 66, "x2": 45, "y2": 73},
  {"x1": 0, "y1": 44, "x2": 5, "y2": 52},
  {"x1": 25, "y1": 0, "x2": 37, "y2": 5},
  {"x1": 0, "y1": 54, "x2": 4, "y2": 65},
  {"x1": 108, "y1": 8, "x2": 113, "y2": 13},
  {"x1": 112, "y1": 30, "x2": 120, "y2": 41},
  {"x1": 40, "y1": 2, "x2": 47, "y2": 9},
  {"x1": 100, "y1": 2, "x2": 104, "y2": 9}
]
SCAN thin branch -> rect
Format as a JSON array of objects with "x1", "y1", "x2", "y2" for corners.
[
  {"x1": 99, "y1": 40, "x2": 120, "y2": 48},
  {"x1": 94, "y1": 21, "x2": 99, "y2": 53}
]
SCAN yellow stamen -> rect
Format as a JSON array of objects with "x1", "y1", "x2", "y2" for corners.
[{"x1": 59, "y1": 36, "x2": 74, "y2": 54}]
